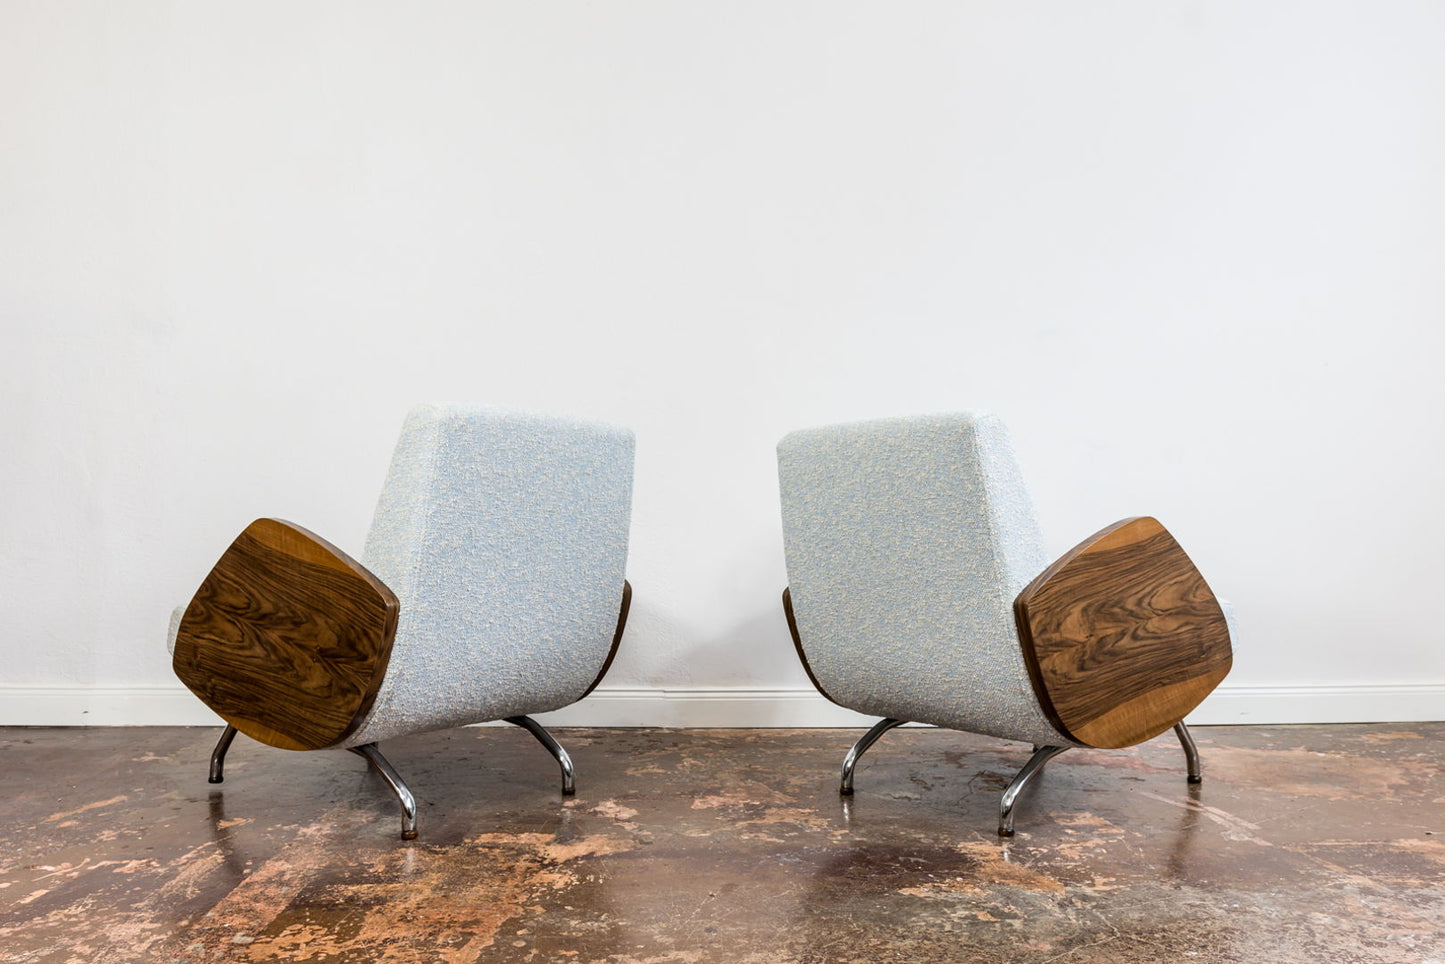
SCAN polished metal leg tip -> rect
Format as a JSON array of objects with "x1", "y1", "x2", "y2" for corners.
[
  {"x1": 1174, "y1": 722, "x2": 1203, "y2": 785},
  {"x1": 838, "y1": 717, "x2": 905, "y2": 799},
  {"x1": 507, "y1": 716, "x2": 577, "y2": 800},
  {"x1": 208, "y1": 725, "x2": 239, "y2": 785},
  {"x1": 350, "y1": 743, "x2": 419, "y2": 842},
  {"x1": 997, "y1": 744, "x2": 1069, "y2": 839}
]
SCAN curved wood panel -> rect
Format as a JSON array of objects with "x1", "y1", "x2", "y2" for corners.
[
  {"x1": 578, "y1": 580, "x2": 633, "y2": 700},
  {"x1": 781, "y1": 587, "x2": 844, "y2": 708},
  {"x1": 172, "y1": 519, "x2": 399, "y2": 751},
  {"x1": 1014, "y1": 517, "x2": 1232, "y2": 749}
]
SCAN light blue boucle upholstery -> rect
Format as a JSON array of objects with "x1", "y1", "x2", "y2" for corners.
[
  {"x1": 778, "y1": 413, "x2": 1077, "y2": 748},
  {"x1": 166, "y1": 606, "x2": 184, "y2": 656},
  {"x1": 339, "y1": 404, "x2": 634, "y2": 748}
]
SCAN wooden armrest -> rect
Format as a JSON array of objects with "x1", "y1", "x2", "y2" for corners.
[
  {"x1": 577, "y1": 579, "x2": 633, "y2": 700},
  {"x1": 1014, "y1": 517, "x2": 1232, "y2": 749},
  {"x1": 781, "y1": 587, "x2": 843, "y2": 707},
  {"x1": 172, "y1": 519, "x2": 399, "y2": 751}
]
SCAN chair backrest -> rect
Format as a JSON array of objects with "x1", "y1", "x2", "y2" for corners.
[
  {"x1": 343, "y1": 404, "x2": 634, "y2": 747},
  {"x1": 777, "y1": 413, "x2": 1073, "y2": 746}
]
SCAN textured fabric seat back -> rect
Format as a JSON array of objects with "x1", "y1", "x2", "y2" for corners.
[
  {"x1": 778, "y1": 413, "x2": 1073, "y2": 746},
  {"x1": 342, "y1": 404, "x2": 634, "y2": 747}
]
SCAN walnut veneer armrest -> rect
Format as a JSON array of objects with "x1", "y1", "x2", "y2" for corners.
[
  {"x1": 172, "y1": 518, "x2": 400, "y2": 751},
  {"x1": 1014, "y1": 516, "x2": 1233, "y2": 750},
  {"x1": 578, "y1": 579, "x2": 633, "y2": 701}
]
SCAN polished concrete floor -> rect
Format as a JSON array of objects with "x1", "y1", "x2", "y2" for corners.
[{"x1": 0, "y1": 724, "x2": 1441, "y2": 963}]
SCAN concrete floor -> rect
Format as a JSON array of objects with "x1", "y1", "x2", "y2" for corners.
[{"x1": 0, "y1": 724, "x2": 1441, "y2": 963}]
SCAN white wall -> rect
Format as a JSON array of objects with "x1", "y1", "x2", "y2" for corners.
[{"x1": 3, "y1": 1, "x2": 1442, "y2": 725}]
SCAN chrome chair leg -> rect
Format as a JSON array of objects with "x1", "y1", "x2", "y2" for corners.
[
  {"x1": 1175, "y1": 721, "x2": 1202, "y2": 783},
  {"x1": 208, "y1": 725, "x2": 238, "y2": 784},
  {"x1": 505, "y1": 715, "x2": 576, "y2": 795},
  {"x1": 840, "y1": 717, "x2": 906, "y2": 795},
  {"x1": 348, "y1": 743, "x2": 419, "y2": 840},
  {"x1": 999, "y1": 744, "x2": 1069, "y2": 837}
]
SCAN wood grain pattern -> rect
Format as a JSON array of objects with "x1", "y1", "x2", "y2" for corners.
[
  {"x1": 172, "y1": 519, "x2": 399, "y2": 751},
  {"x1": 1014, "y1": 517, "x2": 1232, "y2": 749}
]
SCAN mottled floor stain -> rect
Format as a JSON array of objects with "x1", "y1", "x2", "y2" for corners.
[{"x1": 1, "y1": 724, "x2": 1441, "y2": 963}]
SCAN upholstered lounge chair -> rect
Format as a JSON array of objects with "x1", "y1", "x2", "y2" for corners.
[
  {"x1": 169, "y1": 404, "x2": 634, "y2": 838},
  {"x1": 777, "y1": 413, "x2": 1234, "y2": 835}
]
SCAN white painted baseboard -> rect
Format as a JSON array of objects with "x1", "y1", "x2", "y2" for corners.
[
  {"x1": 1186, "y1": 683, "x2": 1444, "y2": 726},
  {"x1": 0, "y1": 686, "x2": 224, "y2": 727},
  {"x1": 0, "y1": 683, "x2": 1440, "y2": 728}
]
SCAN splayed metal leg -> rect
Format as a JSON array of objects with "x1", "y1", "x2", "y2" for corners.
[
  {"x1": 1175, "y1": 721, "x2": 1202, "y2": 783},
  {"x1": 208, "y1": 725, "x2": 238, "y2": 784},
  {"x1": 506, "y1": 715, "x2": 576, "y2": 795},
  {"x1": 999, "y1": 744, "x2": 1069, "y2": 837},
  {"x1": 349, "y1": 743, "x2": 418, "y2": 839},
  {"x1": 840, "y1": 717, "x2": 906, "y2": 795}
]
